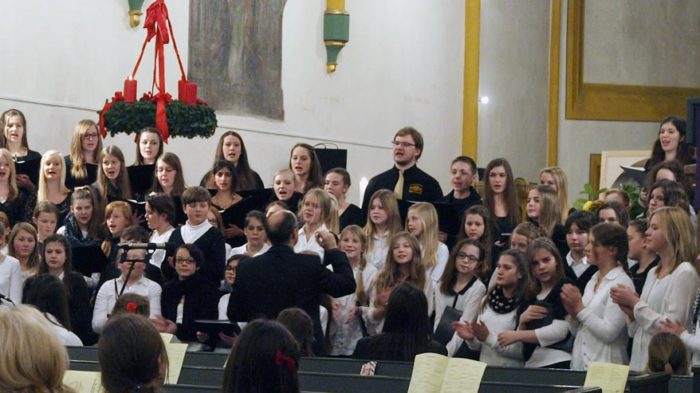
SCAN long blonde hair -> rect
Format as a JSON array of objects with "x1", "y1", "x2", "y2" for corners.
[
  {"x1": 0, "y1": 148, "x2": 18, "y2": 201},
  {"x1": 373, "y1": 232, "x2": 426, "y2": 295},
  {"x1": 531, "y1": 185, "x2": 562, "y2": 236},
  {"x1": 407, "y1": 202, "x2": 440, "y2": 271},
  {"x1": 539, "y1": 166, "x2": 569, "y2": 220},
  {"x1": 363, "y1": 190, "x2": 402, "y2": 253},
  {"x1": 300, "y1": 188, "x2": 334, "y2": 230},
  {"x1": 0, "y1": 306, "x2": 75, "y2": 393},
  {"x1": 650, "y1": 206, "x2": 697, "y2": 275},
  {"x1": 340, "y1": 225, "x2": 371, "y2": 305},
  {"x1": 37, "y1": 150, "x2": 69, "y2": 202},
  {"x1": 69, "y1": 119, "x2": 103, "y2": 180}
]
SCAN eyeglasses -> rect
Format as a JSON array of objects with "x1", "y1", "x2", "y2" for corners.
[
  {"x1": 84, "y1": 133, "x2": 99, "y2": 140},
  {"x1": 391, "y1": 141, "x2": 415, "y2": 148},
  {"x1": 121, "y1": 259, "x2": 145, "y2": 264},
  {"x1": 225, "y1": 266, "x2": 237, "y2": 271},
  {"x1": 175, "y1": 258, "x2": 196, "y2": 265},
  {"x1": 456, "y1": 253, "x2": 480, "y2": 264}
]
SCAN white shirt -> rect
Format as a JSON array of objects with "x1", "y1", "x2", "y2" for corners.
[
  {"x1": 569, "y1": 266, "x2": 634, "y2": 370},
  {"x1": 433, "y1": 277, "x2": 486, "y2": 332},
  {"x1": 680, "y1": 318, "x2": 700, "y2": 366},
  {"x1": 294, "y1": 224, "x2": 327, "y2": 259},
  {"x1": 228, "y1": 242, "x2": 271, "y2": 259},
  {"x1": 629, "y1": 262, "x2": 700, "y2": 371},
  {"x1": 46, "y1": 313, "x2": 83, "y2": 346},
  {"x1": 149, "y1": 226, "x2": 175, "y2": 269},
  {"x1": 0, "y1": 254, "x2": 22, "y2": 304},
  {"x1": 423, "y1": 242, "x2": 450, "y2": 283},
  {"x1": 330, "y1": 263, "x2": 379, "y2": 356},
  {"x1": 181, "y1": 220, "x2": 213, "y2": 243},
  {"x1": 367, "y1": 232, "x2": 389, "y2": 271},
  {"x1": 92, "y1": 275, "x2": 162, "y2": 333},
  {"x1": 566, "y1": 252, "x2": 590, "y2": 278},
  {"x1": 454, "y1": 307, "x2": 524, "y2": 367}
]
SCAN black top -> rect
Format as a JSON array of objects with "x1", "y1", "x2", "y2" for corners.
[
  {"x1": 438, "y1": 188, "x2": 482, "y2": 249},
  {"x1": 629, "y1": 256, "x2": 660, "y2": 295},
  {"x1": 166, "y1": 226, "x2": 227, "y2": 286},
  {"x1": 520, "y1": 278, "x2": 575, "y2": 360},
  {"x1": 161, "y1": 271, "x2": 219, "y2": 343},
  {"x1": 361, "y1": 165, "x2": 443, "y2": 213},
  {"x1": 227, "y1": 245, "x2": 356, "y2": 355},
  {"x1": 353, "y1": 334, "x2": 447, "y2": 361},
  {"x1": 0, "y1": 187, "x2": 36, "y2": 226},
  {"x1": 339, "y1": 203, "x2": 363, "y2": 231},
  {"x1": 563, "y1": 258, "x2": 598, "y2": 293},
  {"x1": 62, "y1": 271, "x2": 97, "y2": 345},
  {"x1": 64, "y1": 156, "x2": 99, "y2": 189}
]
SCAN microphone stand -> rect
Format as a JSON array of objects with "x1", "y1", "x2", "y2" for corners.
[{"x1": 117, "y1": 246, "x2": 154, "y2": 297}]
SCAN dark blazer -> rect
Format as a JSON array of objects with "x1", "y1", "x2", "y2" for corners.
[
  {"x1": 166, "y1": 226, "x2": 226, "y2": 286},
  {"x1": 227, "y1": 244, "x2": 356, "y2": 355}
]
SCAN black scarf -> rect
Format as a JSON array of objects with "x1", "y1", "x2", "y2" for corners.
[{"x1": 488, "y1": 286, "x2": 518, "y2": 314}]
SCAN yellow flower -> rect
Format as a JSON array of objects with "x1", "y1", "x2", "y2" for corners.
[{"x1": 582, "y1": 200, "x2": 593, "y2": 211}]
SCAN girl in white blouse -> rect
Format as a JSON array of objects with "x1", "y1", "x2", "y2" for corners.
[
  {"x1": 434, "y1": 239, "x2": 487, "y2": 335},
  {"x1": 329, "y1": 225, "x2": 378, "y2": 356},
  {"x1": 363, "y1": 190, "x2": 403, "y2": 271},
  {"x1": 450, "y1": 249, "x2": 531, "y2": 366},
  {"x1": 611, "y1": 206, "x2": 700, "y2": 372},
  {"x1": 561, "y1": 223, "x2": 634, "y2": 370}
]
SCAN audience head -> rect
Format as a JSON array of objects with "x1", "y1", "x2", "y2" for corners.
[
  {"x1": 647, "y1": 332, "x2": 689, "y2": 375},
  {"x1": 134, "y1": 127, "x2": 164, "y2": 166},
  {"x1": 99, "y1": 313, "x2": 168, "y2": 393},
  {"x1": 450, "y1": 156, "x2": 477, "y2": 193},
  {"x1": 277, "y1": 307, "x2": 314, "y2": 357},
  {"x1": 393, "y1": 127, "x2": 424, "y2": 165},
  {"x1": 381, "y1": 282, "x2": 432, "y2": 360},
  {"x1": 265, "y1": 210, "x2": 299, "y2": 246},
  {"x1": 21, "y1": 273, "x2": 72, "y2": 330},
  {"x1": 112, "y1": 293, "x2": 151, "y2": 318},
  {"x1": 0, "y1": 305, "x2": 74, "y2": 393},
  {"x1": 222, "y1": 319, "x2": 300, "y2": 393}
]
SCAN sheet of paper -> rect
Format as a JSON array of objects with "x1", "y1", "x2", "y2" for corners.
[
  {"x1": 164, "y1": 342, "x2": 188, "y2": 384},
  {"x1": 440, "y1": 357, "x2": 487, "y2": 393},
  {"x1": 407, "y1": 353, "x2": 449, "y2": 393},
  {"x1": 584, "y1": 362, "x2": 629, "y2": 393},
  {"x1": 160, "y1": 332, "x2": 174, "y2": 343},
  {"x1": 63, "y1": 370, "x2": 102, "y2": 393}
]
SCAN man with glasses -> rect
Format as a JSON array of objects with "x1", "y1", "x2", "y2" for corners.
[{"x1": 361, "y1": 127, "x2": 443, "y2": 213}]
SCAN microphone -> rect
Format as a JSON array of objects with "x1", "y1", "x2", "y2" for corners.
[{"x1": 117, "y1": 242, "x2": 173, "y2": 250}]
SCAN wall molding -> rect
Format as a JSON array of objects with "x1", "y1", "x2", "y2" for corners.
[{"x1": 565, "y1": 0, "x2": 700, "y2": 122}]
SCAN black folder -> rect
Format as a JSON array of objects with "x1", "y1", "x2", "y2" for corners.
[
  {"x1": 127, "y1": 164, "x2": 155, "y2": 196},
  {"x1": 194, "y1": 319, "x2": 241, "y2": 337},
  {"x1": 72, "y1": 244, "x2": 110, "y2": 276},
  {"x1": 15, "y1": 156, "x2": 41, "y2": 187}
]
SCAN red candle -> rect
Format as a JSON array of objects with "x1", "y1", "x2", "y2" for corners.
[
  {"x1": 178, "y1": 79, "x2": 187, "y2": 102},
  {"x1": 124, "y1": 78, "x2": 137, "y2": 103},
  {"x1": 184, "y1": 82, "x2": 198, "y2": 105}
]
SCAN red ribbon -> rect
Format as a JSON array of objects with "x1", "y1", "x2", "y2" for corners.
[
  {"x1": 98, "y1": 91, "x2": 125, "y2": 137},
  {"x1": 274, "y1": 350, "x2": 296, "y2": 371},
  {"x1": 126, "y1": 302, "x2": 138, "y2": 313}
]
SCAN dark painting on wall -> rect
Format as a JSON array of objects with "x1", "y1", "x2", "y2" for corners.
[{"x1": 188, "y1": 0, "x2": 286, "y2": 120}]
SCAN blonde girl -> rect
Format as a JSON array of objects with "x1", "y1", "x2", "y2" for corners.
[
  {"x1": 365, "y1": 232, "x2": 429, "y2": 334},
  {"x1": 294, "y1": 188, "x2": 334, "y2": 258},
  {"x1": 0, "y1": 147, "x2": 36, "y2": 225},
  {"x1": 407, "y1": 202, "x2": 449, "y2": 282},
  {"x1": 272, "y1": 168, "x2": 302, "y2": 214},
  {"x1": 66, "y1": 119, "x2": 103, "y2": 189},
  {"x1": 97, "y1": 146, "x2": 132, "y2": 201},
  {"x1": 434, "y1": 238, "x2": 487, "y2": 334},
  {"x1": 526, "y1": 185, "x2": 567, "y2": 258},
  {"x1": 539, "y1": 166, "x2": 569, "y2": 221},
  {"x1": 363, "y1": 189, "x2": 403, "y2": 271},
  {"x1": 611, "y1": 206, "x2": 700, "y2": 371},
  {"x1": 37, "y1": 150, "x2": 71, "y2": 224},
  {"x1": 330, "y1": 225, "x2": 379, "y2": 356}
]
